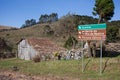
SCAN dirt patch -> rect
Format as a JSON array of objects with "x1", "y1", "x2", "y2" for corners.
[{"x1": 0, "y1": 70, "x2": 78, "y2": 80}]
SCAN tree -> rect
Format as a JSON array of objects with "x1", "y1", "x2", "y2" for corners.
[
  {"x1": 30, "y1": 19, "x2": 36, "y2": 25},
  {"x1": 64, "y1": 35, "x2": 78, "y2": 49},
  {"x1": 87, "y1": 0, "x2": 114, "y2": 57},
  {"x1": 49, "y1": 13, "x2": 58, "y2": 22},
  {"x1": 0, "y1": 38, "x2": 13, "y2": 58},
  {"x1": 39, "y1": 14, "x2": 49, "y2": 23},
  {"x1": 25, "y1": 20, "x2": 31, "y2": 27},
  {"x1": 93, "y1": 0, "x2": 115, "y2": 23},
  {"x1": 21, "y1": 19, "x2": 36, "y2": 28},
  {"x1": 39, "y1": 13, "x2": 58, "y2": 23}
]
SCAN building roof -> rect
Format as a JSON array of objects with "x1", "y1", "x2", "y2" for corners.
[{"x1": 20, "y1": 38, "x2": 66, "y2": 54}]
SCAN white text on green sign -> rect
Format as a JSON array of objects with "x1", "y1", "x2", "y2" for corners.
[{"x1": 78, "y1": 23, "x2": 106, "y2": 30}]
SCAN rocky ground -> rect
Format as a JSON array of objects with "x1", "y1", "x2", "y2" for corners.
[
  {"x1": 105, "y1": 43, "x2": 120, "y2": 52},
  {"x1": 0, "y1": 70, "x2": 78, "y2": 80}
]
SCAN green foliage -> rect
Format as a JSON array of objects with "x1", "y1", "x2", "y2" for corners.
[
  {"x1": 73, "y1": 15, "x2": 98, "y2": 27},
  {"x1": 39, "y1": 13, "x2": 58, "y2": 23},
  {"x1": 64, "y1": 35, "x2": 78, "y2": 49},
  {"x1": 21, "y1": 19, "x2": 36, "y2": 28},
  {"x1": 59, "y1": 14, "x2": 98, "y2": 34},
  {"x1": 106, "y1": 26, "x2": 119, "y2": 42},
  {"x1": 0, "y1": 38, "x2": 13, "y2": 53},
  {"x1": 107, "y1": 21, "x2": 120, "y2": 42},
  {"x1": 93, "y1": 0, "x2": 115, "y2": 23},
  {"x1": 11, "y1": 66, "x2": 19, "y2": 71},
  {"x1": 0, "y1": 38, "x2": 14, "y2": 58},
  {"x1": 53, "y1": 51, "x2": 59, "y2": 57},
  {"x1": 108, "y1": 20, "x2": 120, "y2": 27}
]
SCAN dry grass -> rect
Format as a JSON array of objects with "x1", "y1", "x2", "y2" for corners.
[
  {"x1": 0, "y1": 56, "x2": 120, "y2": 80},
  {"x1": 0, "y1": 25, "x2": 14, "y2": 29},
  {"x1": 0, "y1": 21, "x2": 78, "y2": 52}
]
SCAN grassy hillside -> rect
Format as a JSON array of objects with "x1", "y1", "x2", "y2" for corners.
[
  {"x1": 0, "y1": 25, "x2": 13, "y2": 30},
  {"x1": 0, "y1": 15, "x2": 119, "y2": 52},
  {"x1": 0, "y1": 56, "x2": 120, "y2": 80},
  {"x1": 0, "y1": 16, "x2": 76, "y2": 51},
  {"x1": 0, "y1": 23, "x2": 67, "y2": 50}
]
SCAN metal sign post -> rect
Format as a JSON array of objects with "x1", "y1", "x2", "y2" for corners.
[
  {"x1": 81, "y1": 41, "x2": 84, "y2": 73},
  {"x1": 100, "y1": 37, "x2": 103, "y2": 75}
]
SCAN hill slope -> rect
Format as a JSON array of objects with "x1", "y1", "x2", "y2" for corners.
[
  {"x1": 0, "y1": 25, "x2": 13, "y2": 30},
  {"x1": 0, "y1": 15, "x2": 119, "y2": 52}
]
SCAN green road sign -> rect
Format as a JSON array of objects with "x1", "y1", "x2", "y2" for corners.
[{"x1": 78, "y1": 23, "x2": 106, "y2": 30}]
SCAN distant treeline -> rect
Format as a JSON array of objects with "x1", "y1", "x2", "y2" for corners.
[
  {"x1": 39, "y1": 13, "x2": 58, "y2": 23},
  {"x1": 21, "y1": 13, "x2": 58, "y2": 28}
]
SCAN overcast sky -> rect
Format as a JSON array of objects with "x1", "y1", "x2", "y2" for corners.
[{"x1": 0, "y1": 0, "x2": 119, "y2": 28}]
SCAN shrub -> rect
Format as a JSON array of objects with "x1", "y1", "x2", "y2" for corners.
[
  {"x1": 106, "y1": 26, "x2": 119, "y2": 42},
  {"x1": 53, "y1": 52, "x2": 59, "y2": 57},
  {"x1": 64, "y1": 35, "x2": 78, "y2": 49},
  {"x1": 11, "y1": 66, "x2": 19, "y2": 71},
  {"x1": 33, "y1": 55, "x2": 41, "y2": 63}
]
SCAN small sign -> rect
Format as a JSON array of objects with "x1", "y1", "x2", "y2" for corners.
[
  {"x1": 78, "y1": 23, "x2": 106, "y2": 30},
  {"x1": 78, "y1": 23, "x2": 106, "y2": 40}
]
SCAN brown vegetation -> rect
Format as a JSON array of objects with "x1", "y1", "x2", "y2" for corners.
[{"x1": 0, "y1": 15, "x2": 120, "y2": 56}]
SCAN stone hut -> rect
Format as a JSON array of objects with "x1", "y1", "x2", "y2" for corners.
[{"x1": 17, "y1": 38, "x2": 66, "y2": 60}]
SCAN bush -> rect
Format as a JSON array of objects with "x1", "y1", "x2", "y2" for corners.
[
  {"x1": 33, "y1": 55, "x2": 41, "y2": 63},
  {"x1": 64, "y1": 35, "x2": 78, "y2": 49},
  {"x1": 11, "y1": 66, "x2": 19, "y2": 71},
  {"x1": 0, "y1": 52, "x2": 15, "y2": 58},
  {"x1": 107, "y1": 26, "x2": 119, "y2": 42},
  {"x1": 53, "y1": 52, "x2": 59, "y2": 57}
]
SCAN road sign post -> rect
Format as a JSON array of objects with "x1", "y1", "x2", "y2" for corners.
[
  {"x1": 78, "y1": 23, "x2": 106, "y2": 74},
  {"x1": 81, "y1": 41, "x2": 84, "y2": 73},
  {"x1": 100, "y1": 37, "x2": 102, "y2": 75}
]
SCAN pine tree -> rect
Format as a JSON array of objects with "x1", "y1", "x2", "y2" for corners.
[{"x1": 93, "y1": 0, "x2": 115, "y2": 23}]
